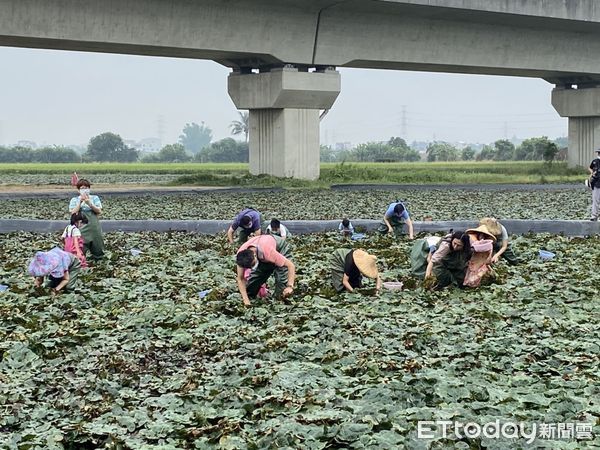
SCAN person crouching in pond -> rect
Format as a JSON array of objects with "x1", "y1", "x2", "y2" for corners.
[
  {"x1": 69, "y1": 179, "x2": 104, "y2": 259},
  {"x1": 410, "y1": 235, "x2": 442, "y2": 278},
  {"x1": 425, "y1": 231, "x2": 472, "y2": 290},
  {"x1": 466, "y1": 224, "x2": 497, "y2": 246},
  {"x1": 378, "y1": 201, "x2": 414, "y2": 239},
  {"x1": 235, "y1": 235, "x2": 295, "y2": 306},
  {"x1": 338, "y1": 218, "x2": 354, "y2": 239},
  {"x1": 463, "y1": 238, "x2": 496, "y2": 288},
  {"x1": 28, "y1": 247, "x2": 81, "y2": 294},
  {"x1": 479, "y1": 217, "x2": 520, "y2": 265},
  {"x1": 227, "y1": 208, "x2": 263, "y2": 246},
  {"x1": 62, "y1": 212, "x2": 88, "y2": 268},
  {"x1": 330, "y1": 249, "x2": 382, "y2": 294},
  {"x1": 266, "y1": 218, "x2": 290, "y2": 240}
]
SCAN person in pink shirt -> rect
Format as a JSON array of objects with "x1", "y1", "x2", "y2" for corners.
[{"x1": 235, "y1": 235, "x2": 295, "y2": 306}]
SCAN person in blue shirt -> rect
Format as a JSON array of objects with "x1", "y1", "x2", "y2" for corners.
[
  {"x1": 378, "y1": 201, "x2": 414, "y2": 239},
  {"x1": 227, "y1": 208, "x2": 263, "y2": 245}
]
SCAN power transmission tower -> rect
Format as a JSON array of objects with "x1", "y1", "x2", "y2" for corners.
[
  {"x1": 401, "y1": 105, "x2": 408, "y2": 138},
  {"x1": 157, "y1": 115, "x2": 166, "y2": 146}
]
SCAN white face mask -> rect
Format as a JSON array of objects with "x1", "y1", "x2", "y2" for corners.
[
  {"x1": 80, "y1": 188, "x2": 91, "y2": 196},
  {"x1": 251, "y1": 259, "x2": 259, "y2": 270}
]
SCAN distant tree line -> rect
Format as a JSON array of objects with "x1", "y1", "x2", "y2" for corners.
[
  {"x1": 0, "y1": 146, "x2": 80, "y2": 163},
  {"x1": 141, "y1": 139, "x2": 248, "y2": 163},
  {"x1": 424, "y1": 137, "x2": 562, "y2": 162},
  {"x1": 321, "y1": 137, "x2": 421, "y2": 163},
  {"x1": 0, "y1": 110, "x2": 565, "y2": 165}
]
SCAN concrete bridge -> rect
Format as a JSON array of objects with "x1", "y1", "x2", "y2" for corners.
[{"x1": 2, "y1": 0, "x2": 600, "y2": 178}]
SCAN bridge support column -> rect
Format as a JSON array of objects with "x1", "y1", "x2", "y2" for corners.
[
  {"x1": 552, "y1": 86, "x2": 600, "y2": 168},
  {"x1": 228, "y1": 67, "x2": 340, "y2": 180}
]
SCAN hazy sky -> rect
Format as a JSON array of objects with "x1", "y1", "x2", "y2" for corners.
[{"x1": 0, "y1": 46, "x2": 567, "y2": 148}]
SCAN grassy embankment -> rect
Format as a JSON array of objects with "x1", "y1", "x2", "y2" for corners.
[{"x1": 0, "y1": 161, "x2": 586, "y2": 187}]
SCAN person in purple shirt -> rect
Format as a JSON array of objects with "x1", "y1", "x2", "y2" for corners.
[
  {"x1": 378, "y1": 201, "x2": 414, "y2": 239},
  {"x1": 227, "y1": 208, "x2": 264, "y2": 245}
]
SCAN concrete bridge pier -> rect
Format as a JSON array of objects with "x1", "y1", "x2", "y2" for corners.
[
  {"x1": 228, "y1": 66, "x2": 340, "y2": 180},
  {"x1": 552, "y1": 86, "x2": 600, "y2": 168}
]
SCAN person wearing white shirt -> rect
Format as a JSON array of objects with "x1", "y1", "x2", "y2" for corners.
[{"x1": 266, "y1": 218, "x2": 290, "y2": 240}]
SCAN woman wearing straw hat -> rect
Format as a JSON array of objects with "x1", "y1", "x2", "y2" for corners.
[
  {"x1": 466, "y1": 224, "x2": 497, "y2": 245},
  {"x1": 464, "y1": 238, "x2": 496, "y2": 288},
  {"x1": 330, "y1": 248, "x2": 382, "y2": 294},
  {"x1": 28, "y1": 247, "x2": 81, "y2": 293},
  {"x1": 479, "y1": 217, "x2": 520, "y2": 265}
]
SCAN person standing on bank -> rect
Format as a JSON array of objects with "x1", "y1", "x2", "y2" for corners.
[
  {"x1": 69, "y1": 179, "x2": 105, "y2": 259},
  {"x1": 378, "y1": 201, "x2": 414, "y2": 239},
  {"x1": 227, "y1": 208, "x2": 263, "y2": 245},
  {"x1": 330, "y1": 248, "x2": 382, "y2": 294},
  {"x1": 588, "y1": 148, "x2": 600, "y2": 221},
  {"x1": 235, "y1": 234, "x2": 295, "y2": 306}
]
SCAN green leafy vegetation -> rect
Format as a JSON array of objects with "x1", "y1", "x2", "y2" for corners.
[
  {"x1": 0, "y1": 231, "x2": 598, "y2": 449},
  {"x1": 0, "y1": 188, "x2": 591, "y2": 221}
]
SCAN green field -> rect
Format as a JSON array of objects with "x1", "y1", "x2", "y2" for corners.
[
  {"x1": 0, "y1": 162, "x2": 587, "y2": 187},
  {"x1": 0, "y1": 188, "x2": 591, "y2": 221},
  {"x1": 1, "y1": 231, "x2": 598, "y2": 448}
]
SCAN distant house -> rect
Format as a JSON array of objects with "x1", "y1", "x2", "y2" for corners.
[
  {"x1": 16, "y1": 140, "x2": 37, "y2": 149},
  {"x1": 139, "y1": 137, "x2": 161, "y2": 153},
  {"x1": 125, "y1": 137, "x2": 162, "y2": 153},
  {"x1": 334, "y1": 141, "x2": 352, "y2": 151}
]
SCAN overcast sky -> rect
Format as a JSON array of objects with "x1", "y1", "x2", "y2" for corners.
[{"x1": 0, "y1": 46, "x2": 567, "y2": 148}]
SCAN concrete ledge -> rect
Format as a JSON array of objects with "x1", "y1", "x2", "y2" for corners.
[{"x1": 1, "y1": 219, "x2": 598, "y2": 236}]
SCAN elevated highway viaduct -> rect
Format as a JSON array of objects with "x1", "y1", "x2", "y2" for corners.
[{"x1": 2, "y1": 0, "x2": 600, "y2": 178}]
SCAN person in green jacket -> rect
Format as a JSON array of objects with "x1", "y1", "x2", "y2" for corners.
[{"x1": 410, "y1": 236, "x2": 442, "y2": 278}]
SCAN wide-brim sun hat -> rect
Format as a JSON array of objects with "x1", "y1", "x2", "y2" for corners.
[
  {"x1": 27, "y1": 251, "x2": 60, "y2": 277},
  {"x1": 353, "y1": 249, "x2": 379, "y2": 279},
  {"x1": 471, "y1": 239, "x2": 494, "y2": 253},
  {"x1": 479, "y1": 217, "x2": 502, "y2": 237},
  {"x1": 466, "y1": 224, "x2": 497, "y2": 242}
]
